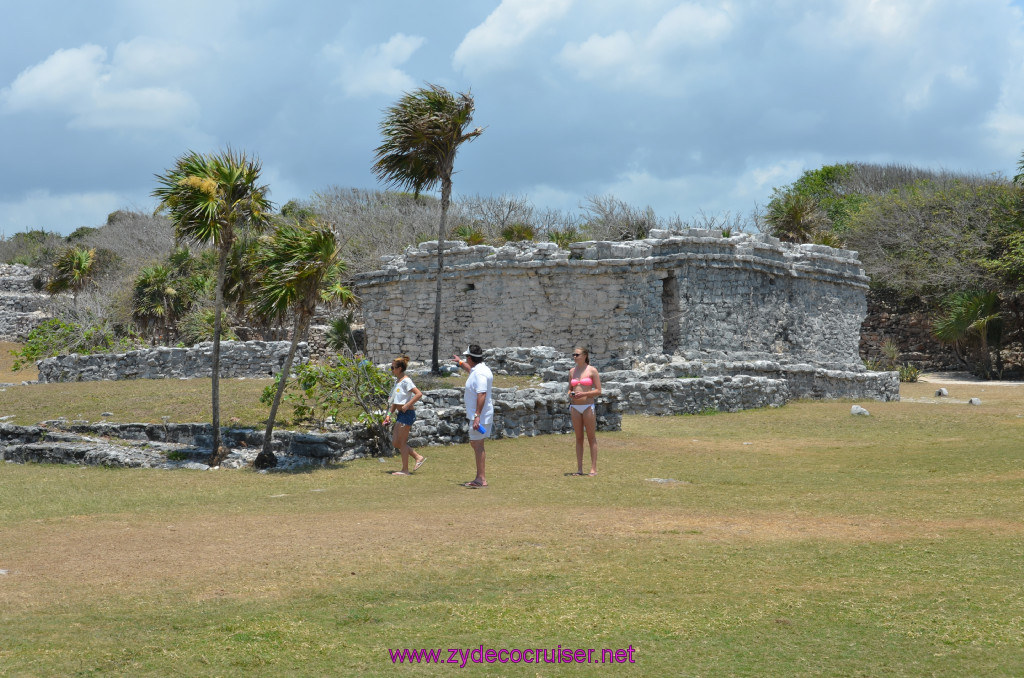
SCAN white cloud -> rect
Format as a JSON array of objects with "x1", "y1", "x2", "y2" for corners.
[
  {"x1": 453, "y1": 0, "x2": 574, "y2": 73},
  {"x1": 325, "y1": 33, "x2": 425, "y2": 98},
  {"x1": 0, "y1": 189, "x2": 128, "y2": 235},
  {"x1": 0, "y1": 42, "x2": 200, "y2": 131},
  {"x1": 558, "y1": 2, "x2": 734, "y2": 87}
]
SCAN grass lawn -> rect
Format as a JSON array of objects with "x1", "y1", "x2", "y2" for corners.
[{"x1": 1, "y1": 379, "x2": 1023, "y2": 676}]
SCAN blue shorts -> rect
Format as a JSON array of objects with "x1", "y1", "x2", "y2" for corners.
[{"x1": 395, "y1": 409, "x2": 416, "y2": 426}]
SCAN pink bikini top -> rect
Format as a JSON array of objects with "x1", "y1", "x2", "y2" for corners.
[{"x1": 571, "y1": 377, "x2": 593, "y2": 387}]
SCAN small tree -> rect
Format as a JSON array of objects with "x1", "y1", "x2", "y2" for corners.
[
  {"x1": 373, "y1": 84, "x2": 483, "y2": 374},
  {"x1": 153, "y1": 149, "x2": 272, "y2": 465},
  {"x1": 251, "y1": 220, "x2": 354, "y2": 469}
]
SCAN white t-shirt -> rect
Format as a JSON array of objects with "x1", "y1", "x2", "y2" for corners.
[
  {"x1": 464, "y1": 362, "x2": 494, "y2": 425},
  {"x1": 389, "y1": 375, "x2": 417, "y2": 406}
]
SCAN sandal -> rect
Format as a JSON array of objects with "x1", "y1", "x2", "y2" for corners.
[{"x1": 414, "y1": 457, "x2": 427, "y2": 471}]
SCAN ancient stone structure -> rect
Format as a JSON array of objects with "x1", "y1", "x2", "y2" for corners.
[
  {"x1": 354, "y1": 230, "x2": 895, "y2": 400},
  {"x1": 35, "y1": 340, "x2": 308, "y2": 383},
  {"x1": 0, "y1": 264, "x2": 50, "y2": 341}
]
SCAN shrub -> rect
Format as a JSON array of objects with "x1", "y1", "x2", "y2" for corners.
[
  {"x1": 500, "y1": 222, "x2": 535, "y2": 242},
  {"x1": 259, "y1": 355, "x2": 391, "y2": 452},
  {"x1": 451, "y1": 224, "x2": 486, "y2": 245},
  {"x1": 547, "y1": 226, "x2": 584, "y2": 250},
  {"x1": 10, "y1": 318, "x2": 142, "y2": 371},
  {"x1": 898, "y1": 363, "x2": 921, "y2": 382}
]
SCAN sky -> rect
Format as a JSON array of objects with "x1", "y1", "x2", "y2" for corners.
[{"x1": 3, "y1": 0, "x2": 1024, "y2": 236}]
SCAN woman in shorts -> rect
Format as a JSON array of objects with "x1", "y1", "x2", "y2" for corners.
[
  {"x1": 384, "y1": 355, "x2": 425, "y2": 475},
  {"x1": 568, "y1": 346, "x2": 601, "y2": 476}
]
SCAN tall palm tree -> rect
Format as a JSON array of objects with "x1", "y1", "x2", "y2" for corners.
[
  {"x1": 251, "y1": 220, "x2": 354, "y2": 469},
  {"x1": 153, "y1": 149, "x2": 272, "y2": 466},
  {"x1": 46, "y1": 246, "x2": 96, "y2": 302},
  {"x1": 372, "y1": 84, "x2": 483, "y2": 373}
]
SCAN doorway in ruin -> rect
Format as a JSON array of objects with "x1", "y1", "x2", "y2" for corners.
[{"x1": 661, "y1": 273, "x2": 680, "y2": 354}]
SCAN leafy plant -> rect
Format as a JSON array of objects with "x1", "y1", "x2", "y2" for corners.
[
  {"x1": 10, "y1": 318, "x2": 142, "y2": 371},
  {"x1": 451, "y1": 223, "x2": 486, "y2": 245},
  {"x1": 177, "y1": 308, "x2": 238, "y2": 347},
  {"x1": 898, "y1": 363, "x2": 921, "y2": 382},
  {"x1": 500, "y1": 222, "x2": 535, "y2": 242},
  {"x1": 547, "y1": 226, "x2": 584, "y2": 249},
  {"x1": 260, "y1": 355, "x2": 392, "y2": 453},
  {"x1": 932, "y1": 290, "x2": 1004, "y2": 379},
  {"x1": 45, "y1": 246, "x2": 97, "y2": 301}
]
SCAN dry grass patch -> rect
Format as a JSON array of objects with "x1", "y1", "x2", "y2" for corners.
[{"x1": 0, "y1": 341, "x2": 35, "y2": 382}]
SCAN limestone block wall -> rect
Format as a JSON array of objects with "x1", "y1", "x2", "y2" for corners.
[
  {"x1": 353, "y1": 230, "x2": 870, "y2": 370},
  {"x1": 0, "y1": 264, "x2": 51, "y2": 341},
  {"x1": 36, "y1": 340, "x2": 307, "y2": 382}
]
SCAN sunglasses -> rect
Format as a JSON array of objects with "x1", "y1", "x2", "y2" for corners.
[{"x1": 572, "y1": 353, "x2": 581, "y2": 357}]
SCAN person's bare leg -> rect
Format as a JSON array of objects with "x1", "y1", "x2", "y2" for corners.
[
  {"x1": 583, "y1": 408, "x2": 598, "y2": 475},
  {"x1": 393, "y1": 424, "x2": 411, "y2": 473},
  {"x1": 571, "y1": 408, "x2": 585, "y2": 474},
  {"x1": 470, "y1": 439, "x2": 487, "y2": 486}
]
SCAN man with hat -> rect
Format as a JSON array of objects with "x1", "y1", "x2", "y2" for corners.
[{"x1": 453, "y1": 344, "x2": 493, "y2": 488}]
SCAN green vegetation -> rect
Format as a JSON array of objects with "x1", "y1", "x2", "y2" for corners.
[
  {"x1": 9, "y1": 318, "x2": 142, "y2": 372},
  {"x1": 251, "y1": 220, "x2": 354, "y2": 467},
  {"x1": 2, "y1": 381, "x2": 1022, "y2": 676},
  {"x1": 153, "y1": 148, "x2": 274, "y2": 464},
  {"x1": 767, "y1": 161, "x2": 1024, "y2": 378},
  {"x1": 372, "y1": 83, "x2": 484, "y2": 374}
]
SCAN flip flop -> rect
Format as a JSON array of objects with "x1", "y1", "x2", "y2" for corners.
[
  {"x1": 463, "y1": 480, "x2": 487, "y2": 488},
  {"x1": 392, "y1": 471, "x2": 410, "y2": 476},
  {"x1": 414, "y1": 457, "x2": 427, "y2": 471}
]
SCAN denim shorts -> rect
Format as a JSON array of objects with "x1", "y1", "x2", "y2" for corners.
[{"x1": 396, "y1": 409, "x2": 416, "y2": 426}]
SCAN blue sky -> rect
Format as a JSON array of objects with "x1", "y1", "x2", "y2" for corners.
[{"x1": 3, "y1": 0, "x2": 1024, "y2": 236}]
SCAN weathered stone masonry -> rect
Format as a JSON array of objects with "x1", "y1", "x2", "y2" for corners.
[
  {"x1": 354, "y1": 230, "x2": 868, "y2": 369},
  {"x1": 35, "y1": 340, "x2": 308, "y2": 383}
]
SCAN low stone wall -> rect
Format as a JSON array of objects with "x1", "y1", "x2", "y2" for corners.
[{"x1": 36, "y1": 340, "x2": 308, "y2": 382}]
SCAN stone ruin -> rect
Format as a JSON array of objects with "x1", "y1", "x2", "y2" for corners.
[
  {"x1": 0, "y1": 263, "x2": 50, "y2": 341},
  {"x1": 1, "y1": 231, "x2": 900, "y2": 468},
  {"x1": 354, "y1": 229, "x2": 898, "y2": 402}
]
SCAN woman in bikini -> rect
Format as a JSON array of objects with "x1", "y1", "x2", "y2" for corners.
[
  {"x1": 568, "y1": 346, "x2": 601, "y2": 476},
  {"x1": 383, "y1": 355, "x2": 426, "y2": 475}
]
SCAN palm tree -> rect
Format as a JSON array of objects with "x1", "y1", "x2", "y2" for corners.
[
  {"x1": 932, "y1": 290, "x2": 1003, "y2": 379},
  {"x1": 46, "y1": 246, "x2": 96, "y2": 302},
  {"x1": 132, "y1": 264, "x2": 178, "y2": 344},
  {"x1": 372, "y1": 84, "x2": 483, "y2": 373},
  {"x1": 251, "y1": 220, "x2": 355, "y2": 469},
  {"x1": 153, "y1": 149, "x2": 272, "y2": 466},
  {"x1": 766, "y1": 191, "x2": 829, "y2": 244}
]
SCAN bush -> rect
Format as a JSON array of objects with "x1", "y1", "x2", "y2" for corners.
[
  {"x1": 500, "y1": 222, "x2": 535, "y2": 242},
  {"x1": 451, "y1": 224, "x2": 486, "y2": 246},
  {"x1": 898, "y1": 363, "x2": 921, "y2": 382},
  {"x1": 259, "y1": 356, "x2": 392, "y2": 452},
  {"x1": 10, "y1": 318, "x2": 142, "y2": 371}
]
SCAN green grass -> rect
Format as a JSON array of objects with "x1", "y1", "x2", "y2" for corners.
[
  {"x1": 0, "y1": 343, "x2": 540, "y2": 427},
  {"x1": 2, "y1": 381, "x2": 1023, "y2": 676}
]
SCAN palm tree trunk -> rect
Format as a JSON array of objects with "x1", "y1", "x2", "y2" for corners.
[
  {"x1": 257, "y1": 316, "x2": 305, "y2": 469},
  {"x1": 208, "y1": 246, "x2": 228, "y2": 466},
  {"x1": 431, "y1": 175, "x2": 452, "y2": 375}
]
